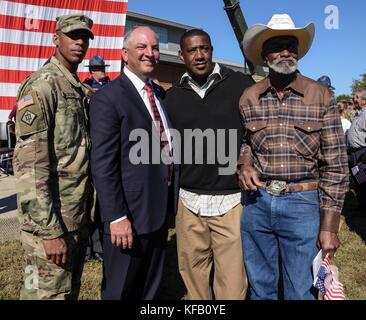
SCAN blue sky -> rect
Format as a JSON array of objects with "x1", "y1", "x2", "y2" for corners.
[{"x1": 128, "y1": 0, "x2": 364, "y2": 96}]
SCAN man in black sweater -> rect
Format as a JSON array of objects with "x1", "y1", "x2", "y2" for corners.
[{"x1": 164, "y1": 29, "x2": 254, "y2": 299}]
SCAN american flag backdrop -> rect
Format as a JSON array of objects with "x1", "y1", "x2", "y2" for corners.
[{"x1": 0, "y1": 0, "x2": 128, "y2": 122}]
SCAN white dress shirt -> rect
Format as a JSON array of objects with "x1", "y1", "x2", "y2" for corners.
[{"x1": 180, "y1": 62, "x2": 221, "y2": 98}]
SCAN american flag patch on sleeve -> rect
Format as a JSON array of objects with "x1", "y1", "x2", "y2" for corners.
[{"x1": 17, "y1": 94, "x2": 34, "y2": 110}]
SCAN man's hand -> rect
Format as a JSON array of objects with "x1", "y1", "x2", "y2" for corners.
[
  {"x1": 110, "y1": 219, "x2": 133, "y2": 250},
  {"x1": 317, "y1": 230, "x2": 340, "y2": 259},
  {"x1": 237, "y1": 164, "x2": 265, "y2": 191},
  {"x1": 43, "y1": 237, "x2": 68, "y2": 267}
]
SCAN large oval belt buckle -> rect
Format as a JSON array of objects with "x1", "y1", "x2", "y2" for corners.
[{"x1": 266, "y1": 180, "x2": 287, "y2": 196}]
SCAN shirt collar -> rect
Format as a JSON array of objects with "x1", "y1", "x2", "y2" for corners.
[
  {"x1": 257, "y1": 72, "x2": 305, "y2": 98},
  {"x1": 359, "y1": 107, "x2": 366, "y2": 115},
  {"x1": 50, "y1": 56, "x2": 81, "y2": 88},
  {"x1": 123, "y1": 66, "x2": 153, "y2": 93},
  {"x1": 180, "y1": 63, "x2": 222, "y2": 85}
]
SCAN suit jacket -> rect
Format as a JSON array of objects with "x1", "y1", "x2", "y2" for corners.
[{"x1": 89, "y1": 72, "x2": 178, "y2": 235}]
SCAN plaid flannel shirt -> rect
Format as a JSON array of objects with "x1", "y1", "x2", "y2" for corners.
[{"x1": 238, "y1": 73, "x2": 349, "y2": 232}]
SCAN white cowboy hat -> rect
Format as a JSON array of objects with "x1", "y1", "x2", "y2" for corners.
[{"x1": 243, "y1": 14, "x2": 315, "y2": 66}]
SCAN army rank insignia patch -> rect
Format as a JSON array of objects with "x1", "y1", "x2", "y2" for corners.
[{"x1": 21, "y1": 110, "x2": 37, "y2": 126}]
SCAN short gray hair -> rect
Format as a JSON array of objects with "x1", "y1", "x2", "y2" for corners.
[{"x1": 123, "y1": 26, "x2": 158, "y2": 49}]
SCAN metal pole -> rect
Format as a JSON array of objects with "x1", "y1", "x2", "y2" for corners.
[{"x1": 223, "y1": 0, "x2": 265, "y2": 76}]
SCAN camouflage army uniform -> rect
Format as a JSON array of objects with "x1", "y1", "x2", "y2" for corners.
[{"x1": 14, "y1": 55, "x2": 92, "y2": 300}]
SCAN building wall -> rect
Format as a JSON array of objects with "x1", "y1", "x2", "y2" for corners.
[
  {"x1": 126, "y1": 17, "x2": 186, "y2": 53},
  {"x1": 125, "y1": 13, "x2": 257, "y2": 89},
  {"x1": 167, "y1": 29, "x2": 183, "y2": 53},
  {"x1": 152, "y1": 62, "x2": 186, "y2": 90}
]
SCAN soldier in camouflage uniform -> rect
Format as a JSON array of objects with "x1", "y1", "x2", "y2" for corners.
[{"x1": 13, "y1": 14, "x2": 94, "y2": 300}]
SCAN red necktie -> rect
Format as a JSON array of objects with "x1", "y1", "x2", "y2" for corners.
[{"x1": 144, "y1": 82, "x2": 172, "y2": 183}]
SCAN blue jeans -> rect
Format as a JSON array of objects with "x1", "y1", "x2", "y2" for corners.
[{"x1": 240, "y1": 187, "x2": 320, "y2": 300}]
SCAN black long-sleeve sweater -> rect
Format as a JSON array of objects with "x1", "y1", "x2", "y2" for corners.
[{"x1": 164, "y1": 65, "x2": 254, "y2": 195}]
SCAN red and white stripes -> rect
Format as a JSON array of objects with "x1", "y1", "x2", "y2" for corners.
[
  {"x1": 324, "y1": 276, "x2": 346, "y2": 300},
  {"x1": 323, "y1": 256, "x2": 346, "y2": 300},
  {"x1": 0, "y1": 0, "x2": 128, "y2": 121}
]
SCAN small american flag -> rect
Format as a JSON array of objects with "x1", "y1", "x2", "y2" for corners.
[
  {"x1": 324, "y1": 277, "x2": 346, "y2": 300},
  {"x1": 314, "y1": 255, "x2": 346, "y2": 300}
]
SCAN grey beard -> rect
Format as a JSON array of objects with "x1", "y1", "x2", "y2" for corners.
[{"x1": 267, "y1": 57, "x2": 298, "y2": 74}]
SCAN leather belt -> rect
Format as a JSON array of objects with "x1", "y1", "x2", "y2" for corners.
[{"x1": 265, "y1": 180, "x2": 318, "y2": 196}]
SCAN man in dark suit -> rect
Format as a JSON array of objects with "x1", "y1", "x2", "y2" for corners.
[{"x1": 89, "y1": 26, "x2": 178, "y2": 300}]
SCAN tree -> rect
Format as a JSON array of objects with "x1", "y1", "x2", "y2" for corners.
[
  {"x1": 336, "y1": 94, "x2": 352, "y2": 103},
  {"x1": 351, "y1": 72, "x2": 366, "y2": 93}
]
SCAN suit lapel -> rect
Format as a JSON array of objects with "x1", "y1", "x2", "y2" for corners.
[
  {"x1": 156, "y1": 96, "x2": 172, "y2": 128},
  {"x1": 119, "y1": 73, "x2": 164, "y2": 146},
  {"x1": 151, "y1": 82, "x2": 172, "y2": 129},
  {"x1": 119, "y1": 72, "x2": 153, "y2": 125},
  {"x1": 156, "y1": 93, "x2": 179, "y2": 163}
]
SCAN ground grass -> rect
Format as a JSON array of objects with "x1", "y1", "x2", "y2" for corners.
[
  {"x1": 0, "y1": 240, "x2": 23, "y2": 299},
  {"x1": 335, "y1": 190, "x2": 366, "y2": 299},
  {"x1": 1, "y1": 191, "x2": 365, "y2": 300}
]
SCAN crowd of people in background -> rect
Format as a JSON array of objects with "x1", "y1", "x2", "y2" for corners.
[
  {"x1": 317, "y1": 76, "x2": 366, "y2": 212},
  {"x1": 317, "y1": 75, "x2": 359, "y2": 133},
  {"x1": 317, "y1": 75, "x2": 366, "y2": 212},
  {"x1": 345, "y1": 89, "x2": 366, "y2": 210}
]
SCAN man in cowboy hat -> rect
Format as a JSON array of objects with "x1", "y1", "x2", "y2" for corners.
[
  {"x1": 237, "y1": 14, "x2": 349, "y2": 300},
  {"x1": 84, "y1": 55, "x2": 110, "y2": 91}
]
